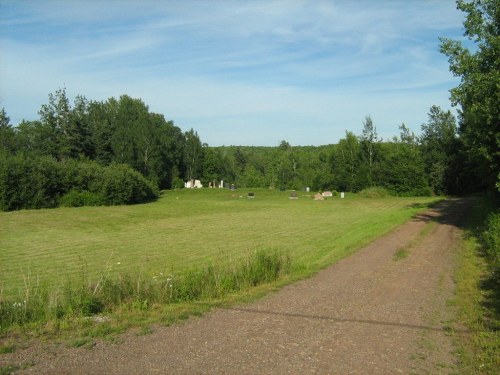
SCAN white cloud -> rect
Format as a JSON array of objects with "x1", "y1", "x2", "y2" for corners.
[{"x1": 0, "y1": 0, "x2": 463, "y2": 145}]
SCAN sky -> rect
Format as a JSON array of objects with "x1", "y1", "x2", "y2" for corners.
[{"x1": 0, "y1": 0, "x2": 465, "y2": 146}]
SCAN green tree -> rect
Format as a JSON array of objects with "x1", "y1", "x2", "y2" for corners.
[
  {"x1": 276, "y1": 140, "x2": 297, "y2": 189},
  {"x1": 378, "y1": 124, "x2": 428, "y2": 195},
  {"x1": 70, "y1": 95, "x2": 93, "y2": 158},
  {"x1": 184, "y1": 129, "x2": 203, "y2": 181},
  {"x1": 88, "y1": 99, "x2": 115, "y2": 164},
  {"x1": 359, "y1": 115, "x2": 380, "y2": 187},
  {"x1": 420, "y1": 105, "x2": 458, "y2": 194},
  {"x1": 202, "y1": 146, "x2": 224, "y2": 186},
  {"x1": 0, "y1": 108, "x2": 16, "y2": 153},
  {"x1": 332, "y1": 131, "x2": 361, "y2": 192},
  {"x1": 440, "y1": 0, "x2": 500, "y2": 190},
  {"x1": 111, "y1": 95, "x2": 149, "y2": 169},
  {"x1": 38, "y1": 88, "x2": 74, "y2": 159}
]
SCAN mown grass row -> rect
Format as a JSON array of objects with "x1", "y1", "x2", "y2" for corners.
[
  {"x1": 0, "y1": 190, "x2": 440, "y2": 337},
  {"x1": 0, "y1": 189, "x2": 439, "y2": 299}
]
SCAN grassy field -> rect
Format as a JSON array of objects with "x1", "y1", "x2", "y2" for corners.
[{"x1": 0, "y1": 189, "x2": 439, "y2": 299}]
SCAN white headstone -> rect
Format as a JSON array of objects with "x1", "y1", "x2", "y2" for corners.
[{"x1": 340, "y1": 192, "x2": 345, "y2": 199}]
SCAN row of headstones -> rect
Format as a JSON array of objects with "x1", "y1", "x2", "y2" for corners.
[
  {"x1": 244, "y1": 191, "x2": 345, "y2": 199},
  {"x1": 292, "y1": 191, "x2": 345, "y2": 200}
]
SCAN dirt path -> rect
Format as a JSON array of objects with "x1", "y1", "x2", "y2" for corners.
[{"x1": 5, "y1": 199, "x2": 470, "y2": 374}]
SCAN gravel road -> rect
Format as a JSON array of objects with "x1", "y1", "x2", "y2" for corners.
[{"x1": 4, "y1": 198, "x2": 470, "y2": 374}]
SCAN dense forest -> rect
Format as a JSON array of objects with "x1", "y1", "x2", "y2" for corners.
[{"x1": 0, "y1": 0, "x2": 498, "y2": 211}]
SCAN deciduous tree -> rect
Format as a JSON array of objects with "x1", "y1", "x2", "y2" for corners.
[{"x1": 440, "y1": 0, "x2": 500, "y2": 190}]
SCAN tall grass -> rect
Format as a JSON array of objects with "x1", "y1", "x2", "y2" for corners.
[
  {"x1": 453, "y1": 197, "x2": 499, "y2": 374},
  {"x1": 0, "y1": 250, "x2": 290, "y2": 331}
]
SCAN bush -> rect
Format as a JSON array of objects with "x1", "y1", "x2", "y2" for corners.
[
  {"x1": 172, "y1": 177, "x2": 185, "y2": 189},
  {"x1": 0, "y1": 154, "x2": 64, "y2": 211},
  {"x1": 100, "y1": 164, "x2": 158, "y2": 205},
  {"x1": 358, "y1": 186, "x2": 392, "y2": 198},
  {"x1": 0, "y1": 155, "x2": 158, "y2": 211},
  {"x1": 60, "y1": 190, "x2": 104, "y2": 207}
]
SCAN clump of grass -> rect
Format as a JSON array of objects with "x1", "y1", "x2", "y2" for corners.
[
  {"x1": 0, "y1": 250, "x2": 291, "y2": 333},
  {"x1": 0, "y1": 365, "x2": 20, "y2": 375},
  {"x1": 0, "y1": 342, "x2": 16, "y2": 354},
  {"x1": 393, "y1": 248, "x2": 409, "y2": 261}
]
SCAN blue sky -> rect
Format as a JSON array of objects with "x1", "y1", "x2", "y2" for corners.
[{"x1": 0, "y1": 0, "x2": 464, "y2": 146}]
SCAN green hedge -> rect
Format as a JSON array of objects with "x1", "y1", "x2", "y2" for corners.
[{"x1": 0, "y1": 154, "x2": 158, "y2": 211}]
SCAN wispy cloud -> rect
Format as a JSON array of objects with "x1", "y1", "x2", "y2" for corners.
[{"x1": 0, "y1": 0, "x2": 463, "y2": 145}]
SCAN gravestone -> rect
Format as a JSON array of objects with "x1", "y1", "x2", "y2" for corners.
[
  {"x1": 289, "y1": 191, "x2": 298, "y2": 200},
  {"x1": 248, "y1": 192, "x2": 255, "y2": 199},
  {"x1": 322, "y1": 191, "x2": 333, "y2": 198},
  {"x1": 314, "y1": 193, "x2": 324, "y2": 200}
]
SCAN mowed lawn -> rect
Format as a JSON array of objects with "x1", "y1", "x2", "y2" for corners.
[{"x1": 0, "y1": 189, "x2": 438, "y2": 297}]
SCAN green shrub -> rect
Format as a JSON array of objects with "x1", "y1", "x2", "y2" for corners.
[
  {"x1": 358, "y1": 186, "x2": 392, "y2": 198},
  {"x1": 172, "y1": 177, "x2": 185, "y2": 189},
  {"x1": 60, "y1": 190, "x2": 104, "y2": 207},
  {"x1": 0, "y1": 154, "x2": 64, "y2": 211},
  {"x1": 0, "y1": 155, "x2": 158, "y2": 211},
  {"x1": 100, "y1": 164, "x2": 158, "y2": 205}
]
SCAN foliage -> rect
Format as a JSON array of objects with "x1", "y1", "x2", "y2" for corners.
[
  {"x1": 0, "y1": 154, "x2": 63, "y2": 211},
  {"x1": 8, "y1": 90, "x2": 187, "y2": 191},
  {"x1": 440, "y1": 0, "x2": 500, "y2": 192},
  {"x1": 0, "y1": 154, "x2": 158, "y2": 211},
  {"x1": 358, "y1": 186, "x2": 392, "y2": 198},
  {"x1": 3, "y1": 81, "x2": 494, "y2": 202},
  {"x1": 420, "y1": 106, "x2": 459, "y2": 194},
  {"x1": 60, "y1": 190, "x2": 104, "y2": 207},
  {"x1": 359, "y1": 115, "x2": 380, "y2": 187}
]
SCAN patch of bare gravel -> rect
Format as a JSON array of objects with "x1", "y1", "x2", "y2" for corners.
[{"x1": 2, "y1": 199, "x2": 470, "y2": 374}]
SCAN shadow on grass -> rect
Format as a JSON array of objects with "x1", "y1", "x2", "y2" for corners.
[
  {"x1": 480, "y1": 276, "x2": 500, "y2": 332},
  {"x1": 409, "y1": 197, "x2": 499, "y2": 328},
  {"x1": 423, "y1": 197, "x2": 500, "y2": 332}
]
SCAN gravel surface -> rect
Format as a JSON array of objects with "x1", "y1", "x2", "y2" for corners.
[{"x1": 3, "y1": 198, "x2": 470, "y2": 374}]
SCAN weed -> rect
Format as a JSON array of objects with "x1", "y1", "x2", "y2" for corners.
[
  {"x1": 393, "y1": 248, "x2": 409, "y2": 261},
  {"x1": 70, "y1": 337, "x2": 92, "y2": 348},
  {"x1": 0, "y1": 343, "x2": 16, "y2": 354},
  {"x1": 0, "y1": 365, "x2": 20, "y2": 375},
  {"x1": 137, "y1": 326, "x2": 153, "y2": 336}
]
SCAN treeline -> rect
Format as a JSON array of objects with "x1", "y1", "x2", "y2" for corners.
[
  {"x1": 0, "y1": 90, "x2": 493, "y2": 211},
  {"x1": 0, "y1": 92, "x2": 474, "y2": 211},
  {"x1": 200, "y1": 107, "x2": 464, "y2": 196},
  {"x1": 0, "y1": 90, "x2": 204, "y2": 210},
  {"x1": 0, "y1": 0, "x2": 498, "y2": 210},
  {"x1": 0, "y1": 156, "x2": 158, "y2": 211}
]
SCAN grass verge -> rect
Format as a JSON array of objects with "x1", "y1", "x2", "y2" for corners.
[
  {"x1": 0, "y1": 250, "x2": 291, "y2": 334},
  {"x1": 452, "y1": 196, "x2": 499, "y2": 374}
]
